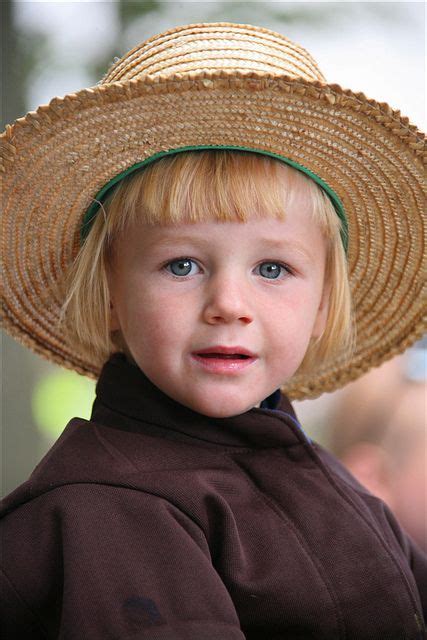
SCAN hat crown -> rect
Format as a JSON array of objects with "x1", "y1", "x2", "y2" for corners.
[{"x1": 102, "y1": 22, "x2": 326, "y2": 85}]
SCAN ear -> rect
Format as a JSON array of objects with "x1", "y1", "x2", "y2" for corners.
[
  {"x1": 109, "y1": 298, "x2": 121, "y2": 332},
  {"x1": 106, "y1": 264, "x2": 121, "y2": 332},
  {"x1": 311, "y1": 282, "x2": 330, "y2": 339}
]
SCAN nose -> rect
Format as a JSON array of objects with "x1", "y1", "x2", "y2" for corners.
[{"x1": 202, "y1": 272, "x2": 254, "y2": 325}]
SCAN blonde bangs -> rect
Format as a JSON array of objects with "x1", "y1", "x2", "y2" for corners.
[{"x1": 101, "y1": 151, "x2": 329, "y2": 236}]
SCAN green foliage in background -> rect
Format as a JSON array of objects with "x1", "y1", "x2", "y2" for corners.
[{"x1": 32, "y1": 370, "x2": 96, "y2": 441}]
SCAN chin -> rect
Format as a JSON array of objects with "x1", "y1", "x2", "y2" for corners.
[{"x1": 189, "y1": 398, "x2": 255, "y2": 419}]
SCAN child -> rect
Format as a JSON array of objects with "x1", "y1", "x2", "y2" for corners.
[{"x1": 1, "y1": 22, "x2": 425, "y2": 640}]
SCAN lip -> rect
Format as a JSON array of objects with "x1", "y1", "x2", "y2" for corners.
[
  {"x1": 194, "y1": 346, "x2": 256, "y2": 357},
  {"x1": 190, "y1": 345, "x2": 258, "y2": 375}
]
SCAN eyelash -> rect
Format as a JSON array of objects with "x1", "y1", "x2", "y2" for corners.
[{"x1": 162, "y1": 257, "x2": 294, "y2": 281}]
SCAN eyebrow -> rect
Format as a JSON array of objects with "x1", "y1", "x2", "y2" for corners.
[
  {"x1": 153, "y1": 234, "x2": 312, "y2": 259},
  {"x1": 256, "y1": 238, "x2": 313, "y2": 260},
  {"x1": 154, "y1": 235, "x2": 212, "y2": 248}
]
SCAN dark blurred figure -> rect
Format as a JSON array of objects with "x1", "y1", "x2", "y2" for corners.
[{"x1": 327, "y1": 339, "x2": 426, "y2": 552}]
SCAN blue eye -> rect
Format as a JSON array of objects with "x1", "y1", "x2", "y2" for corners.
[
  {"x1": 258, "y1": 262, "x2": 288, "y2": 279},
  {"x1": 166, "y1": 258, "x2": 199, "y2": 277}
]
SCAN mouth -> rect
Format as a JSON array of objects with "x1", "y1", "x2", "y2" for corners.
[
  {"x1": 193, "y1": 346, "x2": 256, "y2": 358},
  {"x1": 190, "y1": 346, "x2": 257, "y2": 374}
]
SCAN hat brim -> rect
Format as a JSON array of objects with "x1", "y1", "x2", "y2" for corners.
[{"x1": 1, "y1": 70, "x2": 425, "y2": 398}]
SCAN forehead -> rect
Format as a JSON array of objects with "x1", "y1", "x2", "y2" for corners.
[{"x1": 118, "y1": 210, "x2": 326, "y2": 266}]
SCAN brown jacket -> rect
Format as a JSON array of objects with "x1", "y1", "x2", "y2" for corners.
[{"x1": 1, "y1": 354, "x2": 426, "y2": 639}]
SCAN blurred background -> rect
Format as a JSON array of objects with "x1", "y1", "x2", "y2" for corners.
[{"x1": 1, "y1": 1, "x2": 425, "y2": 549}]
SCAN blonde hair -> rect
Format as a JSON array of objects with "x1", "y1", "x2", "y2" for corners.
[{"x1": 61, "y1": 151, "x2": 354, "y2": 376}]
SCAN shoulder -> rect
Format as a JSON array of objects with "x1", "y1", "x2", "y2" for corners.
[
  {"x1": 310, "y1": 441, "x2": 425, "y2": 556},
  {"x1": 0, "y1": 480, "x2": 219, "y2": 639},
  {"x1": 1, "y1": 480, "x2": 204, "y2": 538},
  {"x1": 1, "y1": 416, "x2": 162, "y2": 517},
  {"x1": 310, "y1": 440, "x2": 372, "y2": 494},
  {"x1": 1, "y1": 415, "x2": 227, "y2": 534},
  {"x1": 1, "y1": 480, "x2": 209, "y2": 601},
  {"x1": 1, "y1": 418, "x2": 209, "y2": 552}
]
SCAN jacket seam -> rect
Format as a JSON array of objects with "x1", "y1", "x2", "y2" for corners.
[
  {"x1": 305, "y1": 443, "x2": 421, "y2": 635},
  {"x1": 2, "y1": 481, "x2": 210, "y2": 548},
  {"x1": 227, "y1": 452, "x2": 346, "y2": 640},
  {"x1": 1, "y1": 566, "x2": 49, "y2": 638},
  {"x1": 233, "y1": 407, "x2": 424, "y2": 631}
]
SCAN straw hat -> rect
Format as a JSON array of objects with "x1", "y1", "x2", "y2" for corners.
[{"x1": 1, "y1": 22, "x2": 425, "y2": 399}]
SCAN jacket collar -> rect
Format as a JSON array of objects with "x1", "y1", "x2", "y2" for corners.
[{"x1": 91, "y1": 353, "x2": 308, "y2": 449}]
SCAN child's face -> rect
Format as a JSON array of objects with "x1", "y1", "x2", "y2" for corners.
[{"x1": 108, "y1": 202, "x2": 329, "y2": 417}]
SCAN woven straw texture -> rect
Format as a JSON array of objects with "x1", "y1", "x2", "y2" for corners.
[{"x1": 1, "y1": 23, "x2": 426, "y2": 399}]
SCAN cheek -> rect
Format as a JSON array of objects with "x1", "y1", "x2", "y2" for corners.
[
  {"x1": 267, "y1": 288, "x2": 320, "y2": 331},
  {"x1": 124, "y1": 291, "x2": 191, "y2": 355},
  {"x1": 260, "y1": 289, "x2": 322, "y2": 367}
]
